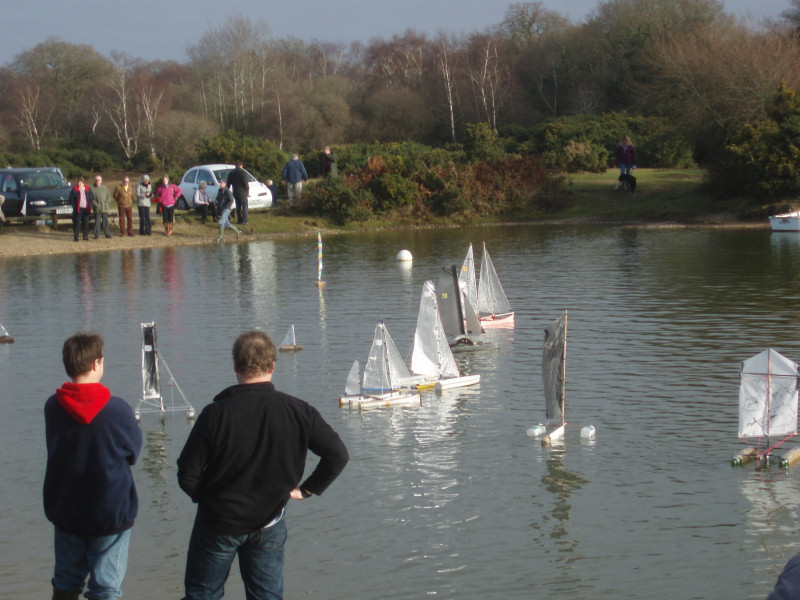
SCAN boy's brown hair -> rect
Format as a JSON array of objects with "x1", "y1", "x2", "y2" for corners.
[
  {"x1": 232, "y1": 330, "x2": 276, "y2": 377},
  {"x1": 62, "y1": 332, "x2": 104, "y2": 378}
]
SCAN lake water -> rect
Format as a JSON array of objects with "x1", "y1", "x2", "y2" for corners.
[{"x1": 2, "y1": 224, "x2": 800, "y2": 599}]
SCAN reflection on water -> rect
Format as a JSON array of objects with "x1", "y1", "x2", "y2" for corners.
[{"x1": 5, "y1": 225, "x2": 800, "y2": 599}]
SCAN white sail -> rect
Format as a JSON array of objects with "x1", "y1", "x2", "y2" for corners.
[
  {"x1": 280, "y1": 324, "x2": 296, "y2": 347},
  {"x1": 459, "y1": 243, "x2": 478, "y2": 311},
  {"x1": 477, "y1": 243, "x2": 512, "y2": 317},
  {"x1": 344, "y1": 359, "x2": 361, "y2": 397},
  {"x1": 362, "y1": 322, "x2": 414, "y2": 393},
  {"x1": 411, "y1": 281, "x2": 460, "y2": 380},
  {"x1": 739, "y1": 349, "x2": 799, "y2": 439}
]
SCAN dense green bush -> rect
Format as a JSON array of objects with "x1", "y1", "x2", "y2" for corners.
[
  {"x1": 196, "y1": 131, "x2": 287, "y2": 182},
  {"x1": 463, "y1": 123, "x2": 508, "y2": 163},
  {"x1": 307, "y1": 176, "x2": 372, "y2": 224},
  {"x1": 718, "y1": 86, "x2": 800, "y2": 198},
  {"x1": 500, "y1": 112, "x2": 694, "y2": 171},
  {"x1": 368, "y1": 173, "x2": 419, "y2": 211}
]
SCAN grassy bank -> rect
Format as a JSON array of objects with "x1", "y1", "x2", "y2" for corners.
[{"x1": 558, "y1": 168, "x2": 762, "y2": 224}]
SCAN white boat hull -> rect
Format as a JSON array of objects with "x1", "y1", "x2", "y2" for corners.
[
  {"x1": 770, "y1": 212, "x2": 800, "y2": 232},
  {"x1": 339, "y1": 391, "x2": 421, "y2": 410},
  {"x1": 435, "y1": 374, "x2": 481, "y2": 391},
  {"x1": 479, "y1": 312, "x2": 515, "y2": 328},
  {"x1": 541, "y1": 424, "x2": 565, "y2": 446}
]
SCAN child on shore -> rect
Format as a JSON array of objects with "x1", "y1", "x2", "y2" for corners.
[{"x1": 43, "y1": 332, "x2": 142, "y2": 600}]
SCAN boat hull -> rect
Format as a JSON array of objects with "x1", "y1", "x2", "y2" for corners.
[
  {"x1": 435, "y1": 374, "x2": 481, "y2": 391},
  {"x1": 339, "y1": 391, "x2": 421, "y2": 409},
  {"x1": 769, "y1": 212, "x2": 800, "y2": 232},
  {"x1": 479, "y1": 312, "x2": 515, "y2": 328}
]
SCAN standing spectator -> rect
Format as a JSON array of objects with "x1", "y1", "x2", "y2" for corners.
[
  {"x1": 320, "y1": 145, "x2": 338, "y2": 178},
  {"x1": 226, "y1": 162, "x2": 250, "y2": 225},
  {"x1": 91, "y1": 175, "x2": 112, "y2": 239},
  {"x1": 177, "y1": 330, "x2": 348, "y2": 600},
  {"x1": 69, "y1": 177, "x2": 93, "y2": 242},
  {"x1": 214, "y1": 180, "x2": 240, "y2": 242},
  {"x1": 136, "y1": 174, "x2": 153, "y2": 236},
  {"x1": 44, "y1": 332, "x2": 142, "y2": 600},
  {"x1": 281, "y1": 154, "x2": 308, "y2": 210},
  {"x1": 156, "y1": 175, "x2": 182, "y2": 236},
  {"x1": 614, "y1": 135, "x2": 636, "y2": 188},
  {"x1": 193, "y1": 180, "x2": 211, "y2": 224},
  {"x1": 113, "y1": 176, "x2": 135, "y2": 236}
]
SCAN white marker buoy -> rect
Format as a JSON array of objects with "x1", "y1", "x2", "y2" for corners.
[{"x1": 397, "y1": 249, "x2": 413, "y2": 262}]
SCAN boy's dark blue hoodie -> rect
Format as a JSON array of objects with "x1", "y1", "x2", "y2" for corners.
[{"x1": 43, "y1": 382, "x2": 142, "y2": 536}]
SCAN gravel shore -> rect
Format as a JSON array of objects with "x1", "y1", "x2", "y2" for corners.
[{"x1": 0, "y1": 220, "x2": 244, "y2": 259}]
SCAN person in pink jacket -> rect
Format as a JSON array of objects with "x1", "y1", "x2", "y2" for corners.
[{"x1": 155, "y1": 175, "x2": 182, "y2": 236}]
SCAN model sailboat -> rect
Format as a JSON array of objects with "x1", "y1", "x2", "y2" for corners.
[
  {"x1": 526, "y1": 310, "x2": 594, "y2": 444},
  {"x1": 135, "y1": 321, "x2": 195, "y2": 420},
  {"x1": 338, "y1": 322, "x2": 421, "y2": 409},
  {"x1": 733, "y1": 349, "x2": 800, "y2": 466},
  {"x1": 477, "y1": 242, "x2": 514, "y2": 326},
  {"x1": 411, "y1": 281, "x2": 481, "y2": 391},
  {"x1": 278, "y1": 324, "x2": 303, "y2": 352},
  {"x1": 316, "y1": 231, "x2": 326, "y2": 288},
  {"x1": 0, "y1": 322, "x2": 14, "y2": 343},
  {"x1": 438, "y1": 264, "x2": 484, "y2": 347},
  {"x1": 458, "y1": 243, "x2": 514, "y2": 327}
]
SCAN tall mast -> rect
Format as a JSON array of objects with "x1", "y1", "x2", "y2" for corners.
[{"x1": 561, "y1": 310, "x2": 568, "y2": 426}]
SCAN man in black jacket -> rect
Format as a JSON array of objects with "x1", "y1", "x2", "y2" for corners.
[
  {"x1": 177, "y1": 330, "x2": 349, "y2": 600},
  {"x1": 225, "y1": 163, "x2": 250, "y2": 225}
]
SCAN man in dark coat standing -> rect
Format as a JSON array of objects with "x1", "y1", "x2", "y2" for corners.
[
  {"x1": 178, "y1": 330, "x2": 348, "y2": 600},
  {"x1": 226, "y1": 163, "x2": 250, "y2": 225}
]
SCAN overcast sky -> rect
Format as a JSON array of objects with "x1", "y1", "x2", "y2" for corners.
[{"x1": 2, "y1": 0, "x2": 790, "y2": 66}]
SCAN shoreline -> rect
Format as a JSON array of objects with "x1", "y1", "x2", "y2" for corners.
[{"x1": 0, "y1": 216, "x2": 770, "y2": 260}]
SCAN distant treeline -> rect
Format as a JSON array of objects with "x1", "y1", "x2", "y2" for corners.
[{"x1": 1, "y1": 0, "x2": 800, "y2": 219}]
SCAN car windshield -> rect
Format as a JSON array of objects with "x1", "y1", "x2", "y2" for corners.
[
  {"x1": 213, "y1": 168, "x2": 256, "y2": 183},
  {"x1": 17, "y1": 171, "x2": 69, "y2": 190}
]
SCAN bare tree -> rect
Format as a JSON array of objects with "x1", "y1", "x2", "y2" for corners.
[
  {"x1": 13, "y1": 84, "x2": 51, "y2": 151},
  {"x1": 101, "y1": 54, "x2": 141, "y2": 160},
  {"x1": 435, "y1": 34, "x2": 458, "y2": 142}
]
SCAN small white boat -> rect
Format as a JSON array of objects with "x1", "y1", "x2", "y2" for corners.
[
  {"x1": 769, "y1": 212, "x2": 800, "y2": 232},
  {"x1": 477, "y1": 243, "x2": 514, "y2": 327},
  {"x1": 0, "y1": 322, "x2": 14, "y2": 343},
  {"x1": 278, "y1": 324, "x2": 303, "y2": 352},
  {"x1": 338, "y1": 324, "x2": 421, "y2": 409},
  {"x1": 410, "y1": 280, "x2": 481, "y2": 391}
]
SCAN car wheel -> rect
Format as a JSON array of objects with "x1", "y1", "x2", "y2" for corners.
[{"x1": 177, "y1": 196, "x2": 189, "y2": 211}]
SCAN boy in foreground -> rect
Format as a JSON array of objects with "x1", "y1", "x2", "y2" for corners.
[{"x1": 43, "y1": 332, "x2": 143, "y2": 600}]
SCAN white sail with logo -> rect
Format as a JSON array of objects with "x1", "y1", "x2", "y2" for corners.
[{"x1": 411, "y1": 281, "x2": 480, "y2": 391}]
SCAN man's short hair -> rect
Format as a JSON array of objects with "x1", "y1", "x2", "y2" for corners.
[
  {"x1": 62, "y1": 332, "x2": 104, "y2": 378},
  {"x1": 233, "y1": 330, "x2": 276, "y2": 377}
]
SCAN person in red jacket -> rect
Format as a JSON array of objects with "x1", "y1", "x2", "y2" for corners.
[
  {"x1": 178, "y1": 330, "x2": 349, "y2": 600},
  {"x1": 44, "y1": 332, "x2": 142, "y2": 600},
  {"x1": 68, "y1": 177, "x2": 94, "y2": 241}
]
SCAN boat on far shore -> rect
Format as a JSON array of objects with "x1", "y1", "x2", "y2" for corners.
[{"x1": 769, "y1": 212, "x2": 800, "y2": 232}]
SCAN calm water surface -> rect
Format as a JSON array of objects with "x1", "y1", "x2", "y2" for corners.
[{"x1": 2, "y1": 225, "x2": 800, "y2": 599}]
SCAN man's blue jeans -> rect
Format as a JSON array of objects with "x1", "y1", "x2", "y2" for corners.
[
  {"x1": 52, "y1": 528, "x2": 131, "y2": 599},
  {"x1": 183, "y1": 512, "x2": 287, "y2": 600}
]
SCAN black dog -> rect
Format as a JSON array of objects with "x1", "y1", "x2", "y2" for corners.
[{"x1": 618, "y1": 173, "x2": 637, "y2": 193}]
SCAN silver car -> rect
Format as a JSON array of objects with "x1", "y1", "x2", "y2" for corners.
[{"x1": 178, "y1": 164, "x2": 272, "y2": 210}]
